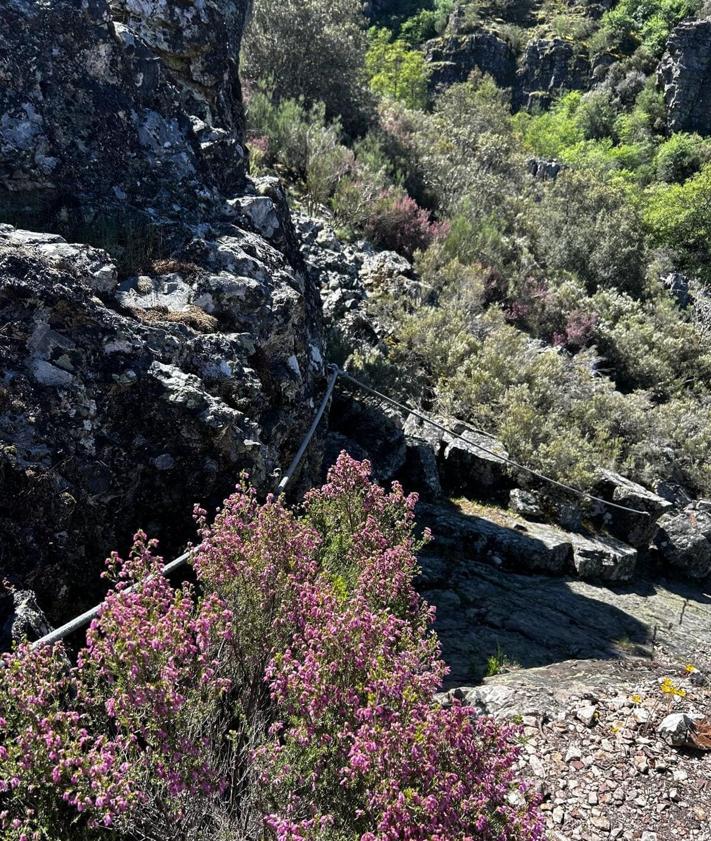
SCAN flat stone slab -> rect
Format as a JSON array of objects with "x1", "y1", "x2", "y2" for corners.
[{"x1": 421, "y1": 550, "x2": 711, "y2": 687}]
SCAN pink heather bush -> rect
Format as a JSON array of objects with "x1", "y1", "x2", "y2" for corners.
[
  {"x1": 0, "y1": 454, "x2": 542, "y2": 841},
  {"x1": 363, "y1": 189, "x2": 444, "y2": 258}
]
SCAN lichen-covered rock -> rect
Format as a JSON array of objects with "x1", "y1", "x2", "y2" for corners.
[
  {"x1": 570, "y1": 532, "x2": 638, "y2": 582},
  {"x1": 0, "y1": 223, "x2": 323, "y2": 621},
  {"x1": 0, "y1": 0, "x2": 326, "y2": 628},
  {"x1": 655, "y1": 505, "x2": 711, "y2": 579},
  {"x1": 426, "y1": 30, "x2": 517, "y2": 94},
  {"x1": 0, "y1": 0, "x2": 250, "y2": 229},
  {"x1": 516, "y1": 38, "x2": 591, "y2": 110},
  {"x1": 0, "y1": 589, "x2": 53, "y2": 650},
  {"x1": 593, "y1": 470, "x2": 672, "y2": 548},
  {"x1": 658, "y1": 20, "x2": 711, "y2": 137}
]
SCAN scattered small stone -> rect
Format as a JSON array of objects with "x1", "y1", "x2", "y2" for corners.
[
  {"x1": 576, "y1": 704, "x2": 598, "y2": 727},
  {"x1": 632, "y1": 707, "x2": 650, "y2": 725},
  {"x1": 565, "y1": 746, "x2": 582, "y2": 763},
  {"x1": 658, "y1": 712, "x2": 704, "y2": 747},
  {"x1": 590, "y1": 815, "x2": 611, "y2": 832}
]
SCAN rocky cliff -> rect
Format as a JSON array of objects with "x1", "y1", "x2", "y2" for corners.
[
  {"x1": 658, "y1": 19, "x2": 711, "y2": 137},
  {"x1": 0, "y1": 0, "x2": 324, "y2": 626}
]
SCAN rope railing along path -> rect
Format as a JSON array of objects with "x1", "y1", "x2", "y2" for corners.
[
  {"x1": 31, "y1": 366, "x2": 340, "y2": 651},
  {"x1": 336, "y1": 369, "x2": 649, "y2": 517},
  {"x1": 32, "y1": 363, "x2": 647, "y2": 650}
]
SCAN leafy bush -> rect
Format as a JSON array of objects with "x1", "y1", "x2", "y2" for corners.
[
  {"x1": 242, "y1": 0, "x2": 371, "y2": 131},
  {"x1": 362, "y1": 188, "x2": 444, "y2": 256},
  {"x1": 643, "y1": 162, "x2": 711, "y2": 279},
  {"x1": 0, "y1": 458, "x2": 543, "y2": 841},
  {"x1": 596, "y1": 0, "x2": 702, "y2": 56},
  {"x1": 536, "y1": 171, "x2": 647, "y2": 295},
  {"x1": 655, "y1": 132, "x2": 711, "y2": 183},
  {"x1": 366, "y1": 28, "x2": 431, "y2": 109}
]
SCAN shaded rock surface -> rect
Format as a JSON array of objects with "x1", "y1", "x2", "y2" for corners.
[
  {"x1": 0, "y1": 0, "x2": 248, "y2": 230},
  {"x1": 655, "y1": 504, "x2": 711, "y2": 579},
  {"x1": 421, "y1": 542, "x2": 711, "y2": 686},
  {"x1": 515, "y1": 38, "x2": 591, "y2": 110},
  {"x1": 658, "y1": 19, "x2": 711, "y2": 137},
  {"x1": 419, "y1": 501, "x2": 638, "y2": 581},
  {"x1": 0, "y1": 0, "x2": 325, "y2": 625},
  {"x1": 593, "y1": 470, "x2": 672, "y2": 549},
  {"x1": 0, "y1": 589, "x2": 53, "y2": 650},
  {"x1": 425, "y1": 30, "x2": 517, "y2": 93}
]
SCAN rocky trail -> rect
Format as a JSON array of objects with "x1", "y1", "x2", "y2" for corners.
[{"x1": 421, "y1": 506, "x2": 711, "y2": 841}]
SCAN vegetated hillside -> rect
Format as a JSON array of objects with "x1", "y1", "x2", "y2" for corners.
[{"x1": 244, "y1": 0, "x2": 711, "y2": 499}]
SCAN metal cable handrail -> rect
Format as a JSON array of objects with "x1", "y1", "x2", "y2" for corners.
[
  {"x1": 31, "y1": 365, "x2": 339, "y2": 650},
  {"x1": 30, "y1": 363, "x2": 649, "y2": 649}
]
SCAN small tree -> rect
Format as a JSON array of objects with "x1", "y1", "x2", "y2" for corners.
[
  {"x1": 242, "y1": 0, "x2": 371, "y2": 132},
  {"x1": 366, "y1": 28, "x2": 431, "y2": 110}
]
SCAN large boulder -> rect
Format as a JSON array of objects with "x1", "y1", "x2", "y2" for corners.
[
  {"x1": 593, "y1": 470, "x2": 673, "y2": 548},
  {"x1": 658, "y1": 20, "x2": 711, "y2": 137},
  {"x1": 655, "y1": 504, "x2": 711, "y2": 579},
  {"x1": 0, "y1": 223, "x2": 324, "y2": 622},
  {"x1": 0, "y1": 0, "x2": 326, "y2": 628},
  {"x1": 516, "y1": 38, "x2": 591, "y2": 110},
  {"x1": 404, "y1": 415, "x2": 512, "y2": 499},
  {"x1": 0, "y1": 0, "x2": 249, "y2": 230},
  {"x1": 570, "y1": 533, "x2": 638, "y2": 582},
  {"x1": 425, "y1": 30, "x2": 517, "y2": 93},
  {"x1": 419, "y1": 502, "x2": 574, "y2": 574}
]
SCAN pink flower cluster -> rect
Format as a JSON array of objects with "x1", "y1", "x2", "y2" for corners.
[
  {"x1": 257, "y1": 453, "x2": 544, "y2": 841},
  {"x1": 0, "y1": 453, "x2": 542, "y2": 841}
]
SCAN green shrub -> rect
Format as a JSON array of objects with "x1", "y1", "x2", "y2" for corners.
[
  {"x1": 596, "y1": 0, "x2": 702, "y2": 57},
  {"x1": 655, "y1": 133, "x2": 711, "y2": 183},
  {"x1": 514, "y1": 92, "x2": 585, "y2": 159},
  {"x1": 243, "y1": 0, "x2": 371, "y2": 131},
  {"x1": 366, "y1": 28, "x2": 431, "y2": 109},
  {"x1": 536, "y1": 171, "x2": 647, "y2": 295},
  {"x1": 643, "y1": 163, "x2": 711, "y2": 279}
]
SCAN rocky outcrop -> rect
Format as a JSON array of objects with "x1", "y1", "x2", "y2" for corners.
[
  {"x1": 404, "y1": 415, "x2": 513, "y2": 499},
  {"x1": 0, "y1": 1, "x2": 325, "y2": 625},
  {"x1": 0, "y1": 0, "x2": 249, "y2": 231},
  {"x1": 593, "y1": 470, "x2": 672, "y2": 549},
  {"x1": 425, "y1": 30, "x2": 517, "y2": 94},
  {"x1": 655, "y1": 503, "x2": 711, "y2": 579},
  {"x1": 0, "y1": 588, "x2": 53, "y2": 650},
  {"x1": 527, "y1": 158, "x2": 563, "y2": 181},
  {"x1": 0, "y1": 220, "x2": 323, "y2": 620},
  {"x1": 516, "y1": 38, "x2": 591, "y2": 110},
  {"x1": 658, "y1": 20, "x2": 711, "y2": 137},
  {"x1": 424, "y1": 547, "x2": 711, "y2": 685},
  {"x1": 419, "y1": 501, "x2": 639, "y2": 581}
]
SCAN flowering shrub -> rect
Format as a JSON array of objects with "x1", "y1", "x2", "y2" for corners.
[
  {"x1": 0, "y1": 454, "x2": 542, "y2": 841},
  {"x1": 258, "y1": 454, "x2": 542, "y2": 840},
  {"x1": 363, "y1": 188, "x2": 444, "y2": 258}
]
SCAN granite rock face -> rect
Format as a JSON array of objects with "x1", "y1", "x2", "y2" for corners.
[
  {"x1": 0, "y1": 0, "x2": 325, "y2": 624},
  {"x1": 655, "y1": 503, "x2": 711, "y2": 579},
  {"x1": 516, "y1": 38, "x2": 591, "y2": 110},
  {"x1": 658, "y1": 20, "x2": 711, "y2": 137},
  {"x1": 0, "y1": 0, "x2": 250, "y2": 228},
  {"x1": 0, "y1": 221, "x2": 323, "y2": 621},
  {"x1": 426, "y1": 30, "x2": 517, "y2": 93}
]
